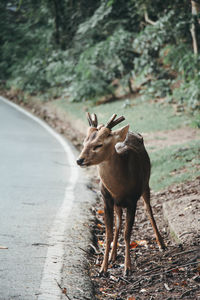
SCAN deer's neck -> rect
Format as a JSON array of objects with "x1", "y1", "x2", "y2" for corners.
[{"x1": 98, "y1": 151, "x2": 120, "y2": 174}]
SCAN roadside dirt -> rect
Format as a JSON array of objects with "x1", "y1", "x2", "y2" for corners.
[
  {"x1": 2, "y1": 90, "x2": 200, "y2": 299},
  {"x1": 88, "y1": 179, "x2": 200, "y2": 300}
]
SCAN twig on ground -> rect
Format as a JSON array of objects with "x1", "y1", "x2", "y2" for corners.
[
  {"x1": 126, "y1": 260, "x2": 200, "y2": 290},
  {"x1": 55, "y1": 279, "x2": 72, "y2": 300},
  {"x1": 171, "y1": 248, "x2": 199, "y2": 257},
  {"x1": 118, "y1": 276, "x2": 132, "y2": 284},
  {"x1": 179, "y1": 231, "x2": 195, "y2": 237},
  {"x1": 142, "y1": 265, "x2": 162, "y2": 276},
  {"x1": 146, "y1": 261, "x2": 199, "y2": 278},
  {"x1": 180, "y1": 288, "x2": 198, "y2": 298},
  {"x1": 78, "y1": 246, "x2": 93, "y2": 256},
  {"x1": 89, "y1": 243, "x2": 102, "y2": 255}
]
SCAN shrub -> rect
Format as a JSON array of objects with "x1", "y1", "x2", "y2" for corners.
[{"x1": 68, "y1": 27, "x2": 135, "y2": 101}]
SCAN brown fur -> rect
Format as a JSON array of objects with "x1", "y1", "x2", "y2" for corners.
[{"x1": 77, "y1": 114, "x2": 165, "y2": 276}]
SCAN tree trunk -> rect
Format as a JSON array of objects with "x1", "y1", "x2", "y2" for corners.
[
  {"x1": 144, "y1": 10, "x2": 156, "y2": 26},
  {"x1": 190, "y1": 0, "x2": 200, "y2": 55}
]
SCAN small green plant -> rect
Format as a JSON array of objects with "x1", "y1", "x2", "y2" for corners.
[{"x1": 170, "y1": 79, "x2": 200, "y2": 111}]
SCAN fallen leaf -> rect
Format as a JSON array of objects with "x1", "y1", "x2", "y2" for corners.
[
  {"x1": 98, "y1": 240, "x2": 104, "y2": 246},
  {"x1": 130, "y1": 241, "x2": 138, "y2": 249},
  {"x1": 97, "y1": 223, "x2": 103, "y2": 229},
  {"x1": 171, "y1": 267, "x2": 179, "y2": 273},
  {"x1": 181, "y1": 280, "x2": 187, "y2": 286},
  {"x1": 135, "y1": 240, "x2": 148, "y2": 247},
  {"x1": 62, "y1": 287, "x2": 67, "y2": 295},
  {"x1": 97, "y1": 209, "x2": 104, "y2": 215}
]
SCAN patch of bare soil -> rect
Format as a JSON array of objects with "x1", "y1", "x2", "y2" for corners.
[
  {"x1": 143, "y1": 128, "x2": 200, "y2": 151},
  {"x1": 88, "y1": 180, "x2": 200, "y2": 300}
]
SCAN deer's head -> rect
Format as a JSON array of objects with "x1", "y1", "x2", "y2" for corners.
[{"x1": 76, "y1": 113, "x2": 129, "y2": 167}]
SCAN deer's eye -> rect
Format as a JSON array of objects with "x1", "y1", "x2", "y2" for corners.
[{"x1": 93, "y1": 144, "x2": 103, "y2": 151}]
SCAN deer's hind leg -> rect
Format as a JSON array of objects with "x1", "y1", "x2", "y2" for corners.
[
  {"x1": 124, "y1": 203, "x2": 137, "y2": 276},
  {"x1": 142, "y1": 186, "x2": 166, "y2": 250},
  {"x1": 109, "y1": 205, "x2": 122, "y2": 263}
]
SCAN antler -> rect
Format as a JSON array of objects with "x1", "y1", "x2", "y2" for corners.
[
  {"x1": 87, "y1": 112, "x2": 98, "y2": 128},
  {"x1": 106, "y1": 114, "x2": 125, "y2": 130}
]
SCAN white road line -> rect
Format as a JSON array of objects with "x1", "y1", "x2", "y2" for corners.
[{"x1": 0, "y1": 96, "x2": 79, "y2": 299}]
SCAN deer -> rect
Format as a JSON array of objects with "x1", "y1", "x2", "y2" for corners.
[{"x1": 76, "y1": 113, "x2": 165, "y2": 276}]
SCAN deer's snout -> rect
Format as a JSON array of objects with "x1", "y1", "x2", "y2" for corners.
[{"x1": 76, "y1": 157, "x2": 85, "y2": 166}]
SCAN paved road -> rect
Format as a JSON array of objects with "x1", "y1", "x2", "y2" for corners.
[{"x1": 0, "y1": 98, "x2": 79, "y2": 299}]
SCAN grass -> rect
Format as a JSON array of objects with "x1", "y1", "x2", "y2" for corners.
[
  {"x1": 150, "y1": 141, "x2": 200, "y2": 191},
  {"x1": 53, "y1": 96, "x2": 193, "y2": 132},
  {"x1": 49, "y1": 95, "x2": 200, "y2": 192}
]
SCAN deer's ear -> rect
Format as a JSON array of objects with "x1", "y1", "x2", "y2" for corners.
[{"x1": 113, "y1": 125, "x2": 129, "y2": 140}]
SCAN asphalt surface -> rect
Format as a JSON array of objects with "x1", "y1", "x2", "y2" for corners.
[{"x1": 0, "y1": 98, "x2": 95, "y2": 300}]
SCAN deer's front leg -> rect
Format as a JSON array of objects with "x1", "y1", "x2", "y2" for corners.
[
  {"x1": 124, "y1": 204, "x2": 136, "y2": 276},
  {"x1": 100, "y1": 185, "x2": 114, "y2": 276},
  {"x1": 109, "y1": 205, "x2": 122, "y2": 263}
]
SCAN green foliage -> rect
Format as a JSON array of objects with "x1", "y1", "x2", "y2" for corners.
[
  {"x1": 160, "y1": 44, "x2": 200, "y2": 109},
  {"x1": 9, "y1": 49, "x2": 74, "y2": 93},
  {"x1": 1, "y1": 0, "x2": 200, "y2": 112},
  {"x1": 146, "y1": 79, "x2": 172, "y2": 98},
  {"x1": 161, "y1": 44, "x2": 200, "y2": 80},
  {"x1": 170, "y1": 79, "x2": 200, "y2": 111},
  {"x1": 131, "y1": 8, "x2": 199, "y2": 110},
  {"x1": 69, "y1": 27, "x2": 134, "y2": 101},
  {"x1": 77, "y1": 2, "x2": 112, "y2": 37}
]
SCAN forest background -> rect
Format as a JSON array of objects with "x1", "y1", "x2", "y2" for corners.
[{"x1": 1, "y1": 0, "x2": 200, "y2": 113}]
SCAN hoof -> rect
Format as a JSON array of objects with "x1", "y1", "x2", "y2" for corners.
[
  {"x1": 99, "y1": 269, "x2": 109, "y2": 277},
  {"x1": 157, "y1": 237, "x2": 167, "y2": 251},
  {"x1": 124, "y1": 268, "x2": 132, "y2": 277},
  {"x1": 159, "y1": 243, "x2": 167, "y2": 251}
]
